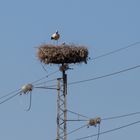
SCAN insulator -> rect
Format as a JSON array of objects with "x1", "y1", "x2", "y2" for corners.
[
  {"x1": 88, "y1": 117, "x2": 101, "y2": 127},
  {"x1": 21, "y1": 84, "x2": 33, "y2": 94},
  {"x1": 59, "y1": 64, "x2": 69, "y2": 72}
]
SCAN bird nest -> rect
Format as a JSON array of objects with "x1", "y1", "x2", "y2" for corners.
[{"x1": 37, "y1": 44, "x2": 89, "y2": 64}]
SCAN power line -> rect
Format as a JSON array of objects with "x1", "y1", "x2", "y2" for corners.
[
  {"x1": 76, "y1": 120, "x2": 140, "y2": 140},
  {"x1": 0, "y1": 79, "x2": 57, "y2": 106},
  {"x1": 67, "y1": 111, "x2": 140, "y2": 122},
  {"x1": 36, "y1": 64, "x2": 140, "y2": 94},
  {"x1": 90, "y1": 41, "x2": 140, "y2": 60},
  {"x1": 67, "y1": 109, "x2": 90, "y2": 119},
  {"x1": 25, "y1": 91, "x2": 32, "y2": 111},
  {"x1": 44, "y1": 69, "x2": 60, "y2": 77},
  {"x1": 0, "y1": 41, "x2": 139, "y2": 139},
  {"x1": 40, "y1": 62, "x2": 48, "y2": 73},
  {"x1": 0, "y1": 89, "x2": 20, "y2": 100},
  {"x1": 66, "y1": 119, "x2": 88, "y2": 122},
  {"x1": 69, "y1": 64, "x2": 140, "y2": 85},
  {"x1": 32, "y1": 64, "x2": 140, "y2": 96},
  {"x1": 34, "y1": 78, "x2": 58, "y2": 86},
  {"x1": 31, "y1": 41, "x2": 140, "y2": 87},
  {"x1": 31, "y1": 70, "x2": 59, "y2": 85},
  {"x1": 62, "y1": 110, "x2": 140, "y2": 138},
  {"x1": 32, "y1": 41, "x2": 140, "y2": 85},
  {"x1": 0, "y1": 91, "x2": 21, "y2": 105},
  {"x1": 35, "y1": 86, "x2": 59, "y2": 91},
  {"x1": 102, "y1": 111, "x2": 140, "y2": 121},
  {"x1": 0, "y1": 42, "x2": 139, "y2": 107},
  {"x1": 38, "y1": 41, "x2": 140, "y2": 140},
  {"x1": 61, "y1": 124, "x2": 88, "y2": 138},
  {"x1": 31, "y1": 75, "x2": 49, "y2": 84},
  {"x1": 0, "y1": 41, "x2": 139, "y2": 124},
  {"x1": 97, "y1": 124, "x2": 100, "y2": 140}
]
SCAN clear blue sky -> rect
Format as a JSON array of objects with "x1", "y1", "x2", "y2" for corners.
[{"x1": 0, "y1": 0, "x2": 140, "y2": 140}]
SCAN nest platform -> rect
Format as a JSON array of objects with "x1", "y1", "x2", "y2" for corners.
[{"x1": 37, "y1": 44, "x2": 88, "y2": 64}]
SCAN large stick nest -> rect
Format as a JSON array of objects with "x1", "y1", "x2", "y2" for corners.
[{"x1": 37, "y1": 44, "x2": 89, "y2": 64}]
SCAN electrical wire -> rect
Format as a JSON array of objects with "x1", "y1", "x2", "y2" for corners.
[
  {"x1": 38, "y1": 47, "x2": 48, "y2": 73},
  {"x1": 66, "y1": 111, "x2": 140, "y2": 122},
  {"x1": 90, "y1": 41, "x2": 140, "y2": 61},
  {"x1": 61, "y1": 124, "x2": 88, "y2": 138},
  {"x1": 60, "y1": 118, "x2": 101, "y2": 139},
  {"x1": 31, "y1": 75, "x2": 49, "y2": 84},
  {"x1": 40, "y1": 62, "x2": 48, "y2": 73},
  {"x1": 75, "y1": 120, "x2": 140, "y2": 140},
  {"x1": 67, "y1": 109, "x2": 90, "y2": 119},
  {"x1": 31, "y1": 42, "x2": 140, "y2": 86},
  {"x1": 66, "y1": 119, "x2": 89, "y2": 122},
  {"x1": 61, "y1": 110, "x2": 140, "y2": 138},
  {"x1": 36, "y1": 41, "x2": 140, "y2": 139},
  {"x1": 0, "y1": 42, "x2": 139, "y2": 106},
  {"x1": 0, "y1": 41, "x2": 139, "y2": 139},
  {"x1": 25, "y1": 91, "x2": 32, "y2": 111},
  {"x1": 97, "y1": 123, "x2": 101, "y2": 140},
  {"x1": 34, "y1": 78, "x2": 58, "y2": 86},
  {"x1": 31, "y1": 70, "x2": 59, "y2": 85},
  {"x1": 34, "y1": 86, "x2": 59, "y2": 91},
  {"x1": 0, "y1": 89, "x2": 21, "y2": 100},
  {"x1": 32, "y1": 41, "x2": 140, "y2": 85},
  {"x1": 102, "y1": 111, "x2": 140, "y2": 121},
  {"x1": 69, "y1": 64, "x2": 140, "y2": 85},
  {"x1": 0, "y1": 42, "x2": 139, "y2": 107},
  {"x1": 45, "y1": 69, "x2": 60, "y2": 77},
  {"x1": 0, "y1": 91, "x2": 22, "y2": 105},
  {"x1": 34, "y1": 64, "x2": 140, "y2": 94}
]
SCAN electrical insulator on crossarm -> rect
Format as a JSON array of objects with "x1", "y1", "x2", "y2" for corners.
[
  {"x1": 87, "y1": 117, "x2": 101, "y2": 127},
  {"x1": 21, "y1": 84, "x2": 33, "y2": 94},
  {"x1": 20, "y1": 84, "x2": 33, "y2": 111}
]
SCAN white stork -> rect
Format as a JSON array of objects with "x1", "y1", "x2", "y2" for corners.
[{"x1": 51, "y1": 30, "x2": 60, "y2": 45}]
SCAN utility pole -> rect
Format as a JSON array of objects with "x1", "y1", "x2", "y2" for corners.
[
  {"x1": 56, "y1": 64, "x2": 67, "y2": 140},
  {"x1": 37, "y1": 43, "x2": 88, "y2": 140}
]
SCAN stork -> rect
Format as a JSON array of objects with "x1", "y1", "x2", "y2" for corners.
[{"x1": 51, "y1": 30, "x2": 60, "y2": 45}]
